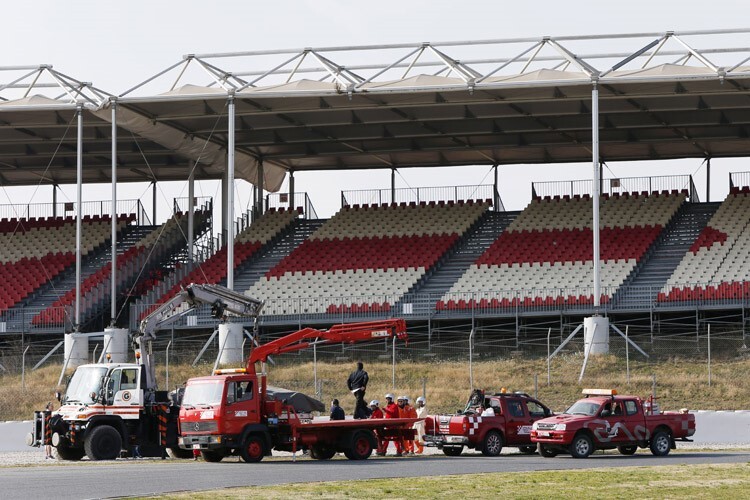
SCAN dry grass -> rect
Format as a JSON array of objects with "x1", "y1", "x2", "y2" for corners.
[{"x1": 3, "y1": 353, "x2": 749, "y2": 419}]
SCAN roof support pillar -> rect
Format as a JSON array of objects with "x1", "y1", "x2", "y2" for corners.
[
  {"x1": 391, "y1": 168, "x2": 396, "y2": 204},
  {"x1": 111, "y1": 99, "x2": 118, "y2": 324},
  {"x1": 592, "y1": 82, "x2": 601, "y2": 309},
  {"x1": 493, "y1": 164, "x2": 499, "y2": 212},
  {"x1": 221, "y1": 170, "x2": 228, "y2": 244},
  {"x1": 188, "y1": 169, "x2": 194, "y2": 264},
  {"x1": 288, "y1": 170, "x2": 295, "y2": 212},
  {"x1": 75, "y1": 103, "x2": 83, "y2": 330},
  {"x1": 227, "y1": 92, "x2": 235, "y2": 290},
  {"x1": 706, "y1": 157, "x2": 711, "y2": 202},
  {"x1": 256, "y1": 159, "x2": 264, "y2": 216},
  {"x1": 52, "y1": 183, "x2": 57, "y2": 218},
  {"x1": 152, "y1": 181, "x2": 157, "y2": 224}
]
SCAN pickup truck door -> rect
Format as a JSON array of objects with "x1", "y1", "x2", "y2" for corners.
[
  {"x1": 594, "y1": 399, "x2": 638, "y2": 445},
  {"x1": 503, "y1": 398, "x2": 531, "y2": 445},
  {"x1": 223, "y1": 379, "x2": 260, "y2": 434}
]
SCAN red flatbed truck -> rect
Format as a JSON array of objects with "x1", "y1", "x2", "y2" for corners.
[{"x1": 178, "y1": 320, "x2": 419, "y2": 462}]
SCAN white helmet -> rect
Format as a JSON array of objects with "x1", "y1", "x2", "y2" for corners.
[
  {"x1": 369, "y1": 400, "x2": 379, "y2": 407},
  {"x1": 385, "y1": 393, "x2": 394, "y2": 400},
  {"x1": 398, "y1": 395, "x2": 407, "y2": 401},
  {"x1": 416, "y1": 396, "x2": 426, "y2": 404}
]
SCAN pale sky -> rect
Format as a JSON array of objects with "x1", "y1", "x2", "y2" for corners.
[{"x1": 2, "y1": 0, "x2": 748, "y2": 224}]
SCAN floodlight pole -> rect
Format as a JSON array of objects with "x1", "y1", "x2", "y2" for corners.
[
  {"x1": 227, "y1": 92, "x2": 235, "y2": 290},
  {"x1": 75, "y1": 103, "x2": 83, "y2": 329},
  {"x1": 592, "y1": 80, "x2": 601, "y2": 309},
  {"x1": 111, "y1": 99, "x2": 118, "y2": 323}
]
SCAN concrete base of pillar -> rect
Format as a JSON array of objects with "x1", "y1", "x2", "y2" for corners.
[
  {"x1": 64, "y1": 333, "x2": 89, "y2": 368},
  {"x1": 218, "y1": 323, "x2": 244, "y2": 366},
  {"x1": 103, "y1": 327, "x2": 129, "y2": 363},
  {"x1": 583, "y1": 316, "x2": 610, "y2": 355}
]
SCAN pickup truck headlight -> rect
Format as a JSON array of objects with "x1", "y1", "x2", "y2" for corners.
[
  {"x1": 532, "y1": 422, "x2": 539, "y2": 431},
  {"x1": 554, "y1": 423, "x2": 566, "y2": 431}
]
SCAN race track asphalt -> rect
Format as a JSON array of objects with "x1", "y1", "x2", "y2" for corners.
[{"x1": 1, "y1": 451, "x2": 748, "y2": 500}]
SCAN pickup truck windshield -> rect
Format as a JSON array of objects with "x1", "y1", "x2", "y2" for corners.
[
  {"x1": 564, "y1": 401, "x2": 601, "y2": 416},
  {"x1": 183, "y1": 380, "x2": 224, "y2": 407}
]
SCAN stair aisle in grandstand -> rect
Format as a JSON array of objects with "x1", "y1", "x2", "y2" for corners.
[
  {"x1": 400, "y1": 210, "x2": 519, "y2": 315},
  {"x1": 231, "y1": 219, "x2": 326, "y2": 293},
  {"x1": 612, "y1": 202, "x2": 721, "y2": 310},
  {"x1": 18, "y1": 225, "x2": 156, "y2": 316}
]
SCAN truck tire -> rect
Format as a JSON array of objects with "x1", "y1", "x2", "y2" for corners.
[
  {"x1": 518, "y1": 445, "x2": 537, "y2": 455},
  {"x1": 166, "y1": 447, "x2": 193, "y2": 459},
  {"x1": 569, "y1": 433, "x2": 594, "y2": 459},
  {"x1": 84, "y1": 425, "x2": 122, "y2": 461},
  {"x1": 240, "y1": 434, "x2": 265, "y2": 463},
  {"x1": 618, "y1": 445, "x2": 638, "y2": 456},
  {"x1": 310, "y1": 444, "x2": 336, "y2": 460},
  {"x1": 442, "y1": 446, "x2": 463, "y2": 456},
  {"x1": 55, "y1": 445, "x2": 85, "y2": 461},
  {"x1": 538, "y1": 444, "x2": 558, "y2": 458},
  {"x1": 344, "y1": 430, "x2": 374, "y2": 460},
  {"x1": 481, "y1": 430, "x2": 503, "y2": 457},
  {"x1": 201, "y1": 450, "x2": 225, "y2": 462},
  {"x1": 649, "y1": 430, "x2": 671, "y2": 457}
]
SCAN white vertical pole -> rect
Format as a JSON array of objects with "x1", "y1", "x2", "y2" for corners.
[
  {"x1": 592, "y1": 82, "x2": 601, "y2": 309},
  {"x1": 288, "y1": 170, "x2": 295, "y2": 212},
  {"x1": 188, "y1": 169, "x2": 194, "y2": 264},
  {"x1": 227, "y1": 93, "x2": 235, "y2": 290},
  {"x1": 75, "y1": 103, "x2": 83, "y2": 329},
  {"x1": 707, "y1": 323, "x2": 711, "y2": 387},
  {"x1": 111, "y1": 99, "x2": 118, "y2": 322}
]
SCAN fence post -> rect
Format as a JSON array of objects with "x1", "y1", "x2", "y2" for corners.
[
  {"x1": 21, "y1": 344, "x2": 30, "y2": 390},
  {"x1": 469, "y1": 327, "x2": 475, "y2": 390},
  {"x1": 546, "y1": 327, "x2": 551, "y2": 385},
  {"x1": 392, "y1": 337, "x2": 396, "y2": 390},
  {"x1": 534, "y1": 374, "x2": 538, "y2": 399},
  {"x1": 625, "y1": 325, "x2": 630, "y2": 384},
  {"x1": 165, "y1": 340, "x2": 172, "y2": 391},
  {"x1": 313, "y1": 342, "x2": 318, "y2": 396},
  {"x1": 707, "y1": 323, "x2": 711, "y2": 387},
  {"x1": 422, "y1": 377, "x2": 427, "y2": 399}
]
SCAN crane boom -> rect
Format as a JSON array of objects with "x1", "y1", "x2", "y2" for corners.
[{"x1": 246, "y1": 319, "x2": 407, "y2": 368}]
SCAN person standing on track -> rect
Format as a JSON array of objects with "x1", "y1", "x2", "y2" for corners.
[
  {"x1": 347, "y1": 361, "x2": 370, "y2": 419},
  {"x1": 369, "y1": 400, "x2": 386, "y2": 456},
  {"x1": 398, "y1": 396, "x2": 416, "y2": 456},
  {"x1": 414, "y1": 396, "x2": 427, "y2": 454},
  {"x1": 382, "y1": 393, "x2": 402, "y2": 456}
]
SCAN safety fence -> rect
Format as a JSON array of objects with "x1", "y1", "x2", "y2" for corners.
[
  {"x1": 0, "y1": 199, "x2": 150, "y2": 226},
  {"x1": 341, "y1": 184, "x2": 502, "y2": 211},
  {"x1": 531, "y1": 174, "x2": 699, "y2": 202}
]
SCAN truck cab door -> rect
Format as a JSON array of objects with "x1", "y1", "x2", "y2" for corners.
[
  {"x1": 223, "y1": 379, "x2": 259, "y2": 434},
  {"x1": 503, "y1": 398, "x2": 529, "y2": 445},
  {"x1": 112, "y1": 367, "x2": 142, "y2": 407},
  {"x1": 595, "y1": 400, "x2": 633, "y2": 445}
]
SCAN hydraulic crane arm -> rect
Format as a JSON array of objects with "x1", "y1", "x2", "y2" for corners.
[
  {"x1": 135, "y1": 283, "x2": 263, "y2": 394},
  {"x1": 247, "y1": 319, "x2": 407, "y2": 369}
]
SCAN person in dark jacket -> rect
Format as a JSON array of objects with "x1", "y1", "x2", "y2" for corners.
[
  {"x1": 347, "y1": 361, "x2": 370, "y2": 419},
  {"x1": 330, "y1": 399, "x2": 345, "y2": 420}
]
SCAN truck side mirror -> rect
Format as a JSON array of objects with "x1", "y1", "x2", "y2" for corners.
[
  {"x1": 55, "y1": 391, "x2": 61, "y2": 402},
  {"x1": 544, "y1": 408, "x2": 551, "y2": 417}
]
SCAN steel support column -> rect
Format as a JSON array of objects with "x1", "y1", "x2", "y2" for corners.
[
  {"x1": 391, "y1": 168, "x2": 396, "y2": 203},
  {"x1": 592, "y1": 82, "x2": 601, "y2": 309},
  {"x1": 52, "y1": 184, "x2": 57, "y2": 217},
  {"x1": 227, "y1": 93, "x2": 235, "y2": 290},
  {"x1": 111, "y1": 100, "x2": 118, "y2": 323},
  {"x1": 706, "y1": 157, "x2": 711, "y2": 202},
  {"x1": 257, "y1": 159, "x2": 264, "y2": 215},
  {"x1": 493, "y1": 164, "x2": 499, "y2": 211},
  {"x1": 188, "y1": 169, "x2": 194, "y2": 263},
  {"x1": 75, "y1": 103, "x2": 83, "y2": 329},
  {"x1": 152, "y1": 181, "x2": 157, "y2": 224},
  {"x1": 288, "y1": 170, "x2": 295, "y2": 211}
]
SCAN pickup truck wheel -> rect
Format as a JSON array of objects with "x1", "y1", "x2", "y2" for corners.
[
  {"x1": 518, "y1": 445, "x2": 537, "y2": 455},
  {"x1": 538, "y1": 444, "x2": 558, "y2": 458},
  {"x1": 481, "y1": 430, "x2": 503, "y2": 456},
  {"x1": 569, "y1": 433, "x2": 594, "y2": 459},
  {"x1": 618, "y1": 445, "x2": 638, "y2": 456},
  {"x1": 84, "y1": 425, "x2": 122, "y2": 461},
  {"x1": 201, "y1": 450, "x2": 225, "y2": 462},
  {"x1": 55, "y1": 445, "x2": 85, "y2": 461},
  {"x1": 240, "y1": 435, "x2": 265, "y2": 463},
  {"x1": 443, "y1": 446, "x2": 463, "y2": 456},
  {"x1": 310, "y1": 444, "x2": 336, "y2": 460},
  {"x1": 167, "y1": 447, "x2": 193, "y2": 459},
  {"x1": 345, "y1": 431, "x2": 374, "y2": 460},
  {"x1": 650, "y1": 431, "x2": 671, "y2": 456}
]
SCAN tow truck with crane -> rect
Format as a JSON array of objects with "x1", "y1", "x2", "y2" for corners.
[
  {"x1": 530, "y1": 388, "x2": 696, "y2": 458},
  {"x1": 26, "y1": 283, "x2": 263, "y2": 461},
  {"x1": 178, "y1": 319, "x2": 419, "y2": 462}
]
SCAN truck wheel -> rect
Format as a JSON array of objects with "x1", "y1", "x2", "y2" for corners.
[
  {"x1": 538, "y1": 444, "x2": 558, "y2": 458},
  {"x1": 310, "y1": 444, "x2": 336, "y2": 460},
  {"x1": 84, "y1": 425, "x2": 122, "y2": 461},
  {"x1": 201, "y1": 450, "x2": 225, "y2": 462},
  {"x1": 481, "y1": 430, "x2": 503, "y2": 457},
  {"x1": 518, "y1": 445, "x2": 537, "y2": 455},
  {"x1": 166, "y1": 447, "x2": 193, "y2": 459},
  {"x1": 345, "y1": 431, "x2": 374, "y2": 460},
  {"x1": 618, "y1": 445, "x2": 638, "y2": 456},
  {"x1": 569, "y1": 433, "x2": 594, "y2": 459},
  {"x1": 649, "y1": 430, "x2": 671, "y2": 457},
  {"x1": 442, "y1": 446, "x2": 463, "y2": 456},
  {"x1": 240, "y1": 435, "x2": 265, "y2": 463},
  {"x1": 55, "y1": 445, "x2": 85, "y2": 461}
]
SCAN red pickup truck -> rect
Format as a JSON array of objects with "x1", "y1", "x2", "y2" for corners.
[
  {"x1": 423, "y1": 389, "x2": 553, "y2": 456},
  {"x1": 530, "y1": 389, "x2": 695, "y2": 458}
]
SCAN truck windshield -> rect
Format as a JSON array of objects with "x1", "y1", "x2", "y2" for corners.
[
  {"x1": 564, "y1": 401, "x2": 601, "y2": 416},
  {"x1": 65, "y1": 366, "x2": 108, "y2": 405},
  {"x1": 183, "y1": 380, "x2": 224, "y2": 407}
]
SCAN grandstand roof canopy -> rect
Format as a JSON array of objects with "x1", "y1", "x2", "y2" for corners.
[{"x1": 1, "y1": 29, "x2": 750, "y2": 190}]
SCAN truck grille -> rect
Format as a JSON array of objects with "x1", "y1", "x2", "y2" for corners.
[
  {"x1": 536, "y1": 422, "x2": 557, "y2": 431},
  {"x1": 183, "y1": 421, "x2": 218, "y2": 433}
]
